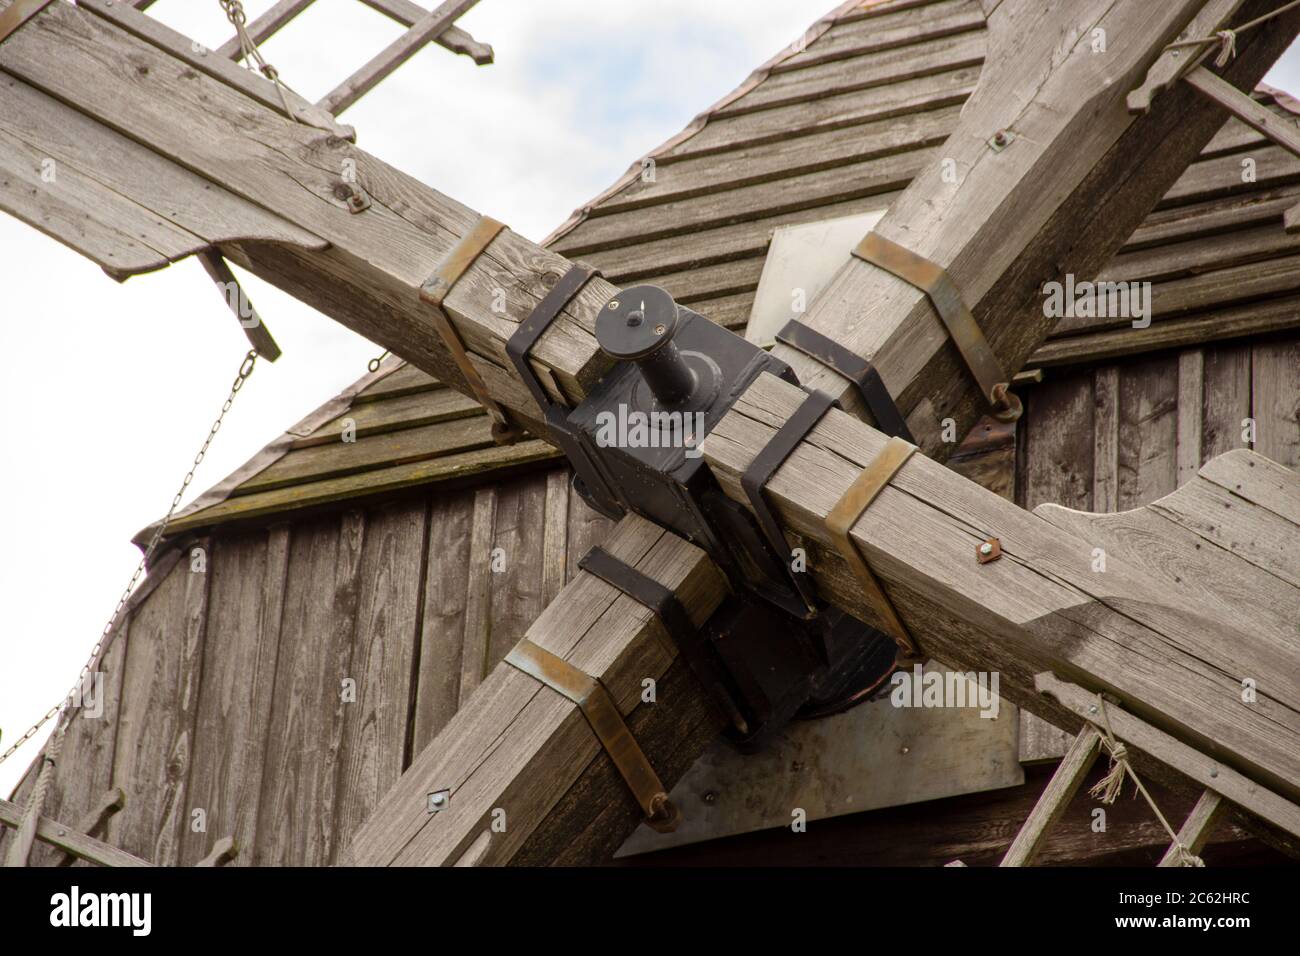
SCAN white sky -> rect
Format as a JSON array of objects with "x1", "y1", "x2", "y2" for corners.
[{"x1": 2, "y1": 1, "x2": 1299, "y2": 798}]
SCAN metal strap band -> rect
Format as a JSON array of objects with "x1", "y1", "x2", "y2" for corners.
[
  {"x1": 741, "y1": 389, "x2": 837, "y2": 618},
  {"x1": 825, "y1": 436, "x2": 924, "y2": 662},
  {"x1": 776, "y1": 318, "x2": 914, "y2": 442},
  {"x1": 0, "y1": 0, "x2": 55, "y2": 44},
  {"x1": 419, "y1": 216, "x2": 521, "y2": 442},
  {"x1": 853, "y1": 232, "x2": 1021, "y2": 423},
  {"x1": 506, "y1": 262, "x2": 599, "y2": 416},
  {"x1": 505, "y1": 638, "x2": 680, "y2": 833},
  {"x1": 579, "y1": 547, "x2": 695, "y2": 653}
]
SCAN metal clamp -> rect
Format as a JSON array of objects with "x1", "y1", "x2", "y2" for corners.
[
  {"x1": 825, "y1": 436, "x2": 924, "y2": 663},
  {"x1": 741, "y1": 389, "x2": 837, "y2": 619},
  {"x1": 0, "y1": 0, "x2": 56, "y2": 44},
  {"x1": 776, "y1": 319, "x2": 914, "y2": 441},
  {"x1": 505, "y1": 637, "x2": 680, "y2": 833},
  {"x1": 853, "y1": 232, "x2": 1021, "y2": 423},
  {"x1": 419, "y1": 215, "x2": 522, "y2": 444}
]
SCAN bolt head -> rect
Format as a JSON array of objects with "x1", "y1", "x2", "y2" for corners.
[{"x1": 979, "y1": 542, "x2": 994, "y2": 556}]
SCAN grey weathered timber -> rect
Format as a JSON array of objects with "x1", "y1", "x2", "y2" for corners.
[
  {"x1": 318, "y1": 0, "x2": 482, "y2": 116},
  {"x1": 701, "y1": 372, "x2": 1300, "y2": 803},
  {"x1": 1159, "y1": 790, "x2": 1225, "y2": 866},
  {"x1": 358, "y1": 0, "x2": 493, "y2": 65},
  {"x1": 766, "y1": 0, "x2": 1299, "y2": 456},
  {"x1": 343, "y1": 515, "x2": 728, "y2": 866},
  {"x1": 999, "y1": 726, "x2": 1101, "y2": 867},
  {"x1": 0, "y1": 798, "x2": 152, "y2": 868}
]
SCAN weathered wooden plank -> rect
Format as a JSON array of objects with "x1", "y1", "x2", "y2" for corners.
[
  {"x1": 179, "y1": 527, "x2": 289, "y2": 866},
  {"x1": 1117, "y1": 355, "x2": 1179, "y2": 510},
  {"x1": 351, "y1": 363, "x2": 442, "y2": 404},
  {"x1": 1158, "y1": 789, "x2": 1226, "y2": 866},
  {"x1": 541, "y1": 470, "x2": 570, "y2": 605},
  {"x1": 776, "y1": 0, "x2": 984, "y2": 73},
  {"x1": 485, "y1": 477, "x2": 548, "y2": 667},
  {"x1": 457, "y1": 487, "x2": 496, "y2": 707},
  {"x1": 239, "y1": 417, "x2": 496, "y2": 494},
  {"x1": 1149, "y1": 475, "x2": 1299, "y2": 588},
  {"x1": 607, "y1": 105, "x2": 960, "y2": 214},
  {"x1": 331, "y1": 501, "x2": 427, "y2": 860},
  {"x1": 1126, "y1": 183, "x2": 1300, "y2": 250},
  {"x1": 318, "y1": 0, "x2": 482, "y2": 116},
  {"x1": 0, "y1": 797, "x2": 152, "y2": 868},
  {"x1": 1251, "y1": 337, "x2": 1300, "y2": 469},
  {"x1": 357, "y1": 0, "x2": 493, "y2": 65},
  {"x1": 1160, "y1": 143, "x2": 1300, "y2": 207},
  {"x1": 253, "y1": 512, "x2": 364, "y2": 865},
  {"x1": 161, "y1": 439, "x2": 559, "y2": 535},
  {"x1": 1177, "y1": 349, "x2": 1205, "y2": 488},
  {"x1": 1186, "y1": 66, "x2": 1300, "y2": 160},
  {"x1": 215, "y1": 0, "x2": 316, "y2": 59},
  {"x1": 1093, "y1": 366, "x2": 1120, "y2": 512},
  {"x1": 703, "y1": 372, "x2": 1300, "y2": 803},
  {"x1": 1199, "y1": 447, "x2": 1300, "y2": 527},
  {"x1": 344, "y1": 515, "x2": 727, "y2": 867},
  {"x1": 294, "y1": 389, "x2": 481, "y2": 448},
  {"x1": 106, "y1": 553, "x2": 208, "y2": 864},
  {"x1": 1000, "y1": 726, "x2": 1101, "y2": 866},
  {"x1": 1022, "y1": 375, "x2": 1094, "y2": 512}
]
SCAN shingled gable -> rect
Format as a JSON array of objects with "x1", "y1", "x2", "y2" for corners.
[{"x1": 152, "y1": 0, "x2": 1300, "y2": 541}]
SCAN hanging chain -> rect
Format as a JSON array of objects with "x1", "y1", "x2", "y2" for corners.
[
  {"x1": 218, "y1": 0, "x2": 302, "y2": 123},
  {"x1": 0, "y1": 351, "x2": 260, "y2": 768}
]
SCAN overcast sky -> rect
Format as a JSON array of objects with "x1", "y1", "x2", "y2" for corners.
[{"x1": 2, "y1": 1, "x2": 1299, "y2": 797}]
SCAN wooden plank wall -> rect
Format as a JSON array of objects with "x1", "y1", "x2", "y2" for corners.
[
  {"x1": 1016, "y1": 332, "x2": 1300, "y2": 761},
  {"x1": 5, "y1": 334, "x2": 1293, "y2": 865}
]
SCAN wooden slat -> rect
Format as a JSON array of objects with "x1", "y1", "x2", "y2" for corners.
[
  {"x1": 357, "y1": 0, "x2": 493, "y2": 65},
  {"x1": 216, "y1": 0, "x2": 316, "y2": 60},
  {"x1": 317, "y1": 0, "x2": 482, "y2": 115},
  {"x1": 775, "y1": 0, "x2": 985, "y2": 73},
  {"x1": 331, "y1": 501, "x2": 427, "y2": 860},
  {"x1": 253, "y1": 512, "x2": 365, "y2": 865},
  {"x1": 1186, "y1": 67, "x2": 1300, "y2": 160},
  {"x1": 486, "y1": 478, "x2": 548, "y2": 667},
  {"x1": 457, "y1": 488, "x2": 496, "y2": 707},
  {"x1": 1000, "y1": 726, "x2": 1101, "y2": 866},
  {"x1": 411, "y1": 488, "x2": 475, "y2": 754},
  {"x1": 541, "y1": 470, "x2": 570, "y2": 605},
  {"x1": 293, "y1": 389, "x2": 481, "y2": 448},
  {"x1": 1118, "y1": 355, "x2": 1179, "y2": 510},
  {"x1": 1251, "y1": 337, "x2": 1300, "y2": 469},
  {"x1": 1158, "y1": 789, "x2": 1226, "y2": 866},
  {"x1": 1177, "y1": 350, "x2": 1205, "y2": 487},
  {"x1": 351, "y1": 364, "x2": 443, "y2": 403},
  {"x1": 0, "y1": 798, "x2": 152, "y2": 868},
  {"x1": 179, "y1": 528, "x2": 289, "y2": 865}
]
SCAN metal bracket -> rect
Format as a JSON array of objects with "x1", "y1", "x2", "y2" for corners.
[
  {"x1": 776, "y1": 318, "x2": 914, "y2": 441},
  {"x1": 741, "y1": 389, "x2": 837, "y2": 619},
  {"x1": 505, "y1": 263, "x2": 623, "y2": 516},
  {"x1": 0, "y1": 0, "x2": 55, "y2": 45},
  {"x1": 420, "y1": 215, "x2": 521, "y2": 443},
  {"x1": 853, "y1": 231, "x2": 1021, "y2": 423},
  {"x1": 505, "y1": 637, "x2": 680, "y2": 833},
  {"x1": 825, "y1": 436, "x2": 924, "y2": 663}
]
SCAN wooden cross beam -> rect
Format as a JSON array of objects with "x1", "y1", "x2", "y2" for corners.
[{"x1": 3, "y1": 0, "x2": 1299, "y2": 865}]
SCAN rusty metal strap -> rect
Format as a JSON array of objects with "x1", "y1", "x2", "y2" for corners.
[
  {"x1": 0, "y1": 0, "x2": 54, "y2": 44},
  {"x1": 825, "y1": 436, "x2": 924, "y2": 663},
  {"x1": 776, "y1": 318, "x2": 914, "y2": 442},
  {"x1": 419, "y1": 215, "x2": 521, "y2": 443},
  {"x1": 505, "y1": 638, "x2": 680, "y2": 833},
  {"x1": 853, "y1": 232, "x2": 1021, "y2": 423}
]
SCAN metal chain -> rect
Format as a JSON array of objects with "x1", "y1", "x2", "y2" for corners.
[
  {"x1": 0, "y1": 350, "x2": 260, "y2": 768},
  {"x1": 218, "y1": 0, "x2": 301, "y2": 123}
]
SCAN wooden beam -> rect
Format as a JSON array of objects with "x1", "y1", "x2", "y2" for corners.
[
  {"x1": 1185, "y1": 65, "x2": 1300, "y2": 158},
  {"x1": 0, "y1": 797, "x2": 152, "y2": 867},
  {"x1": 318, "y1": 0, "x2": 482, "y2": 115},
  {"x1": 702, "y1": 372, "x2": 1300, "y2": 804},
  {"x1": 1000, "y1": 726, "x2": 1101, "y2": 867},
  {"x1": 1158, "y1": 790, "x2": 1226, "y2": 866},
  {"x1": 344, "y1": 514, "x2": 728, "y2": 866},
  {"x1": 767, "y1": 0, "x2": 1300, "y2": 458}
]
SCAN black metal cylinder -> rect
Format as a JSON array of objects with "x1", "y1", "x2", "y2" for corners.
[{"x1": 595, "y1": 285, "x2": 696, "y2": 406}]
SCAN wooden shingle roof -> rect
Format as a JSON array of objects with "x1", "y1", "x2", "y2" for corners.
[{"x1": 156, "y1": 0, "x2": 1300, "y2": 538}]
